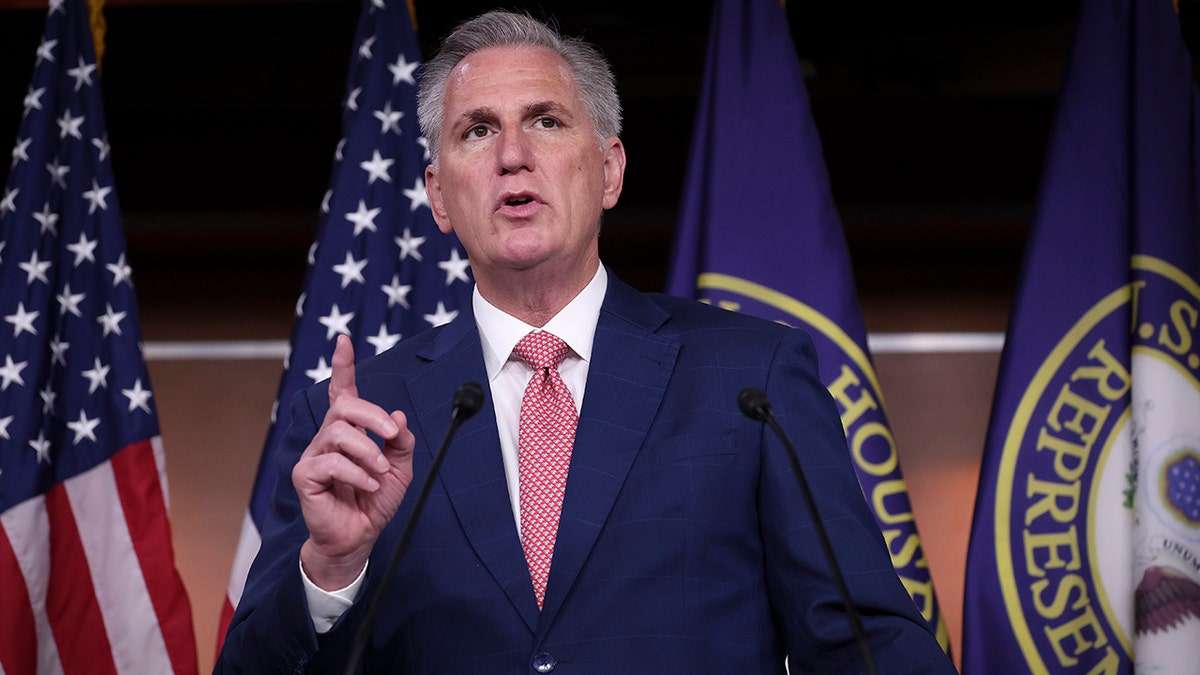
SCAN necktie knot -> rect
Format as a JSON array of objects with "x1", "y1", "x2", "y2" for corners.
[{"x1": 514, "y1": 331, "x2": 570, "y2": 372}]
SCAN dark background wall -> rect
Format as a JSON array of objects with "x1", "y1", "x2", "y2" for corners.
[{"x1": 2, "y1": 0, "x2": 1116, "y2": 324}]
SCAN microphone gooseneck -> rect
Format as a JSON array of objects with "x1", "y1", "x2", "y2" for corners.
[
  {"x1": 343, "y1": 382, "x2": 485, "y2": 675},
  {"x1": 737, "y1": 387, "x2": 878, "y2": 675}
]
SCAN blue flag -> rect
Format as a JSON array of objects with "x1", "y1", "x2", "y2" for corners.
[
  {"x1": 216, "y1": 0, "x2": 472, "y2": 651},
  {"x1": 0, "y1": 1, "x2": 197, "y2": 672},
  {"x1": 666, "y1": 0, "x2": 949, "y2": 652},
  {"x1": 962, "y1": 0, "x2": 1200, "y2": 671}
]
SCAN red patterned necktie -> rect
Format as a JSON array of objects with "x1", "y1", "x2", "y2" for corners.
[{"x1": 514, "y1": 330, "x2": 578, "y2": 609}]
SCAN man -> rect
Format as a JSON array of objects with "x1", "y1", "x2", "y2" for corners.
[{"x1": 216, "y1": 9, "x2": 955, "y2": 673}]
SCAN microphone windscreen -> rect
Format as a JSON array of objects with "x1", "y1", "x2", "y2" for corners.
[
  {"x1": 453, "y1": 382, "x2": 485, "y2": 418},
  {"x1": 738, "y1": 387, "x2": 771, "y2": 421}
]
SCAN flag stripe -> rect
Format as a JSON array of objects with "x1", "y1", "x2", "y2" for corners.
[
  {"x1": 110, "y1": 439, "x2": 196, "y2": 675},
  {"x1": 0, "y1": 499, "x2": 66, "y2": 675},
  {"x1": 0, "y1": 523, "x2": 38, "y2": 675},
  {"x1": 45, "y1": 484, "x2": 119, "y2": 675}
]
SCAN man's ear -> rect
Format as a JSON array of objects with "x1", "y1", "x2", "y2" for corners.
[
  {"x1": 601, "y1": 137, "x2": 626, "y2": 210},
  {"x1": 426, "y1": 164, "x2": 453, "y2": 234}
]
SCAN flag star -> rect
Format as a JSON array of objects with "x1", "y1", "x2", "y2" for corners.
[
  {"x1": 307, "y1": 242, "x2": 319, "y2": 266},
  {"x1": 320, "y1": 189, "x2": 333, "y2": 214},
  {"x1": 318, "y1": 305, "x2": 355, "y2": 340},
  {"x1": 388, "y1": 53, "x2": 418, "y2": 86},
  {"x1": 373, "y1": 101, "x2": 403, "y2": 135},
  {"x1": 305, "y1": 356, "x2": 333, "y2": 384},
  {"x1": 50, "y1": 336, "x2": 69, "y2": 366},
  {"x1": 82, "y1": 179, "x2": 112, "y2": 214},
  {"x1": 57, "y1": 283, "x2": 86, "y2": 317},
  {"x1": 424, "y1": 301, "x2": 458, "y2": 327},
  {"x1": 381, "y1": 275, "x2": 412, "y2": 308},
  {"x1": 122, "y1": 378, "x2": 153, "y2": 414},
  {"x1": 359, "y1": 35, "x2": 376, "y2": 60},
  {"x1": 67, "y1": 56, "x2": 97, "y2": 91},
  {"x1": 36, "y1": 38, "x2": 57, "y2": 65},
  {"x1": 20, "y1": 251, "x2": 52, "y2": 285},
  {"x1": 360, "y1": 150, "x2": 394, "y2": 185},
  {"x1": 106, "y1": 253, "x2": 133, "y2": 286},
  {"x1": 11, "y1": 137, "x2": 31, "y2": 167},
  {"x1": 92, "y1": 134, "x2": 110, "y2": 161},
  {"x1": 417, "y1": 136, "x2": 430, "y2": 161},
  {"x1": 67, "y1": 231, "x2": 98, "y2": 265},
  {"x1": 402, "y1": 177, "x2": 429, "y2": 212},
  {"x1": 46, "y1": 158, "x2": 70, "y2": 188},
  {"x1": 345, "y1": 200, "x2": 381, "y2": 235},
  {"x1": 332, "y1": 251, "x2": 368, "y2": 288},
  {"x1": 66, "y1": 409, "x2": 100, "y2": 445},
  {"x1": 0, "y1": 187, "x2": 17, "y2": 217},
  {"x1": 295, "y1": 292, "x2": 306, "y2": 317},
  {"x1": 345, "y1": 86, "x2": 362, "y2": 112},
  {"x1": 57, "y1": 109, "x2": 85, "y2": 140},
  {"x1": 5, "y1": 302, "x2": 39, "y2": 337},
  {"x1": 438, "y1": 248, "x2": 472, "y2": 285},
  {"x1": 0, "y1": 415, "x2": 12, "y2": 440},
  {"x1": 33, "y1": 203, "x2": 60, "y2": 236},
  {"x1": 335, "y1": 138, "x2": 347, "y2": 162},
  {"x1": 366, "y1": 324, "x2": 402, "y2": 355},
  {"x1": 394, "y1": 227, "x2": 425, "y2": 261},
  {"x1": 370, "y1": 0, "x2": 384, "y2": 10},
  {"x1": 81, "y1": 357, "x2": 110, "y2": 394},
  {"x1": 97, "y1": 303, "x2": 127, "y2": 337},
  {"x1": 30, "y1": 432, "x2": 51, "y2": 464},
  {"x1": 23, "y1": 87, "x2": 45, "y2": 115},
  {"x1": 40, "y1": 386, "x2": 56, "y2": 414},
  {"x1": 0, "y1": 355, "x2": 28, "y2": 390},
  {"x1": 48, "y1": 0, "x2": 64, "y2": 14}
]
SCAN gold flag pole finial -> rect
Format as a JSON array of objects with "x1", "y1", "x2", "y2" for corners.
[{"x1": 87, "y1": 0, "x2": 106, "y2": 70}]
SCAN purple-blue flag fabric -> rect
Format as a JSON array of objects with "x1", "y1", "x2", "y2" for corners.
[
  {"x1": 962, "y1": 0, "x2": 1200, "y2": 671},
  {"x1": 666, "y1": 0, "x2": 949, "y2": 651}
]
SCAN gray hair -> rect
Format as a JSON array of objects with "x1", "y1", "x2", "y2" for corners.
[{"x1": 416, "y1": 9, "x2": 622, "y2": 168}]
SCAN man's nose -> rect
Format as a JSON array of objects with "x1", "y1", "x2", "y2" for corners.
[{"x1": 496, "y1": 127, "x2": 533, "y2": 174}]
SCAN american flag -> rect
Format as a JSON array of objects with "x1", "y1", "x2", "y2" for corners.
[
  {"x1": 0, "y1": 1, "x2": 198, "y2": 674},
  {"x1": 214, "y1": 0, "x2": 472, "y2": 652}
]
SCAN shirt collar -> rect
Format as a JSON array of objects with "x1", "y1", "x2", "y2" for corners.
[{"x1": 474, "y1": 265, "x2": 607, "y2": 382}]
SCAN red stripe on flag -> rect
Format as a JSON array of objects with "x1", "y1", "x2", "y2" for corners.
[
  {"x1": 110, "y1": 439, "x2": 199, "y2": 675},
  {"x1": 215, "y1": 597, "x2": 235, "y2": 660},
  {"x1": 45, "y1": 483, "x2": 119, "y2": 675},
  {"x1": 0, "y1": 523, "x2": 38, "y2": 675}
]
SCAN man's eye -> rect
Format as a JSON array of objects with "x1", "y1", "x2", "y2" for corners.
[
  {"x1": 536, "y1": 117, "x2": 559, "y2": 129},
  {"x1": 466, "y1": 125, "x2": 490, "y2": 138}
]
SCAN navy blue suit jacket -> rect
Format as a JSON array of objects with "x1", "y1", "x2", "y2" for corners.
[{"x1": 216, "y1": 269, "x2": 955, "y2": 674}]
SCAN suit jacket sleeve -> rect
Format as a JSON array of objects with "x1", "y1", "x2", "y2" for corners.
[{"x1": 756, "y1": 328, "x2": 954, "y2": 673}]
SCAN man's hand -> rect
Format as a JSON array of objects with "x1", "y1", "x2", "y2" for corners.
[{"x1": 293, "y1": 334, "x2": 415, "y2": 591}]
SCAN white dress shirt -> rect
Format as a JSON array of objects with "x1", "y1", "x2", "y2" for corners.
[{"x1": 303, "y1": 266, "x2": 607, "y2": 632}]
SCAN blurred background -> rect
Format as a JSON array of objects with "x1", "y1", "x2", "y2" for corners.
[{"x1": 5, "y1": 0, "x2": 1194, "y2": 670}]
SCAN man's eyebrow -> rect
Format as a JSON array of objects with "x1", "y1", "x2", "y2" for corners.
[
  {"x1": 523, "y1": 100, "x2": 571, "y2": 119},
  {"x1": 458, "y1": 106, "x2": 498, "y2": 127}
]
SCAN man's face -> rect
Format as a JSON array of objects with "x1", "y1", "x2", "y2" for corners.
[{"x1": 425, "y1": 45, "x2": 625, "y2": 282}]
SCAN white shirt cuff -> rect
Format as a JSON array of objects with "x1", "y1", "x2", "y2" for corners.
[{"x1": 301, "y1": 558, "x2": 367, "y2": 634}]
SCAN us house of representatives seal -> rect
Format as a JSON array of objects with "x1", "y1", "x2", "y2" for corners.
[{"x1": 990, "y1": 255, "x2": 1200, "y2": 673}]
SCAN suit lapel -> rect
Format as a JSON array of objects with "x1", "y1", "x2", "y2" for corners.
[
  {"x1": 409, "y1": 311, "x2": 541, "y2": 632},
  {"x1": 537, "y1": 272, "x2": 680, "y2": 628}
]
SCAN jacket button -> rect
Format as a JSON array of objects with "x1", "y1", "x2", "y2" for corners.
[{"x1": 531, "y1": 652, "x2": 557, "y2": 673}]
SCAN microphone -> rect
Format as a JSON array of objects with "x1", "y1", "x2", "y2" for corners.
[
  {"x1": 738, "y1": 387, "x2": 878, "y2": 675},
  {"x1": 344, "y1": 382, "x2": 485, "y2": 675}
]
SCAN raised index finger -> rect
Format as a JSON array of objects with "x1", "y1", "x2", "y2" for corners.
[{"x1": 328, "y1": 333, "x2": 358, "y2": 406}]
